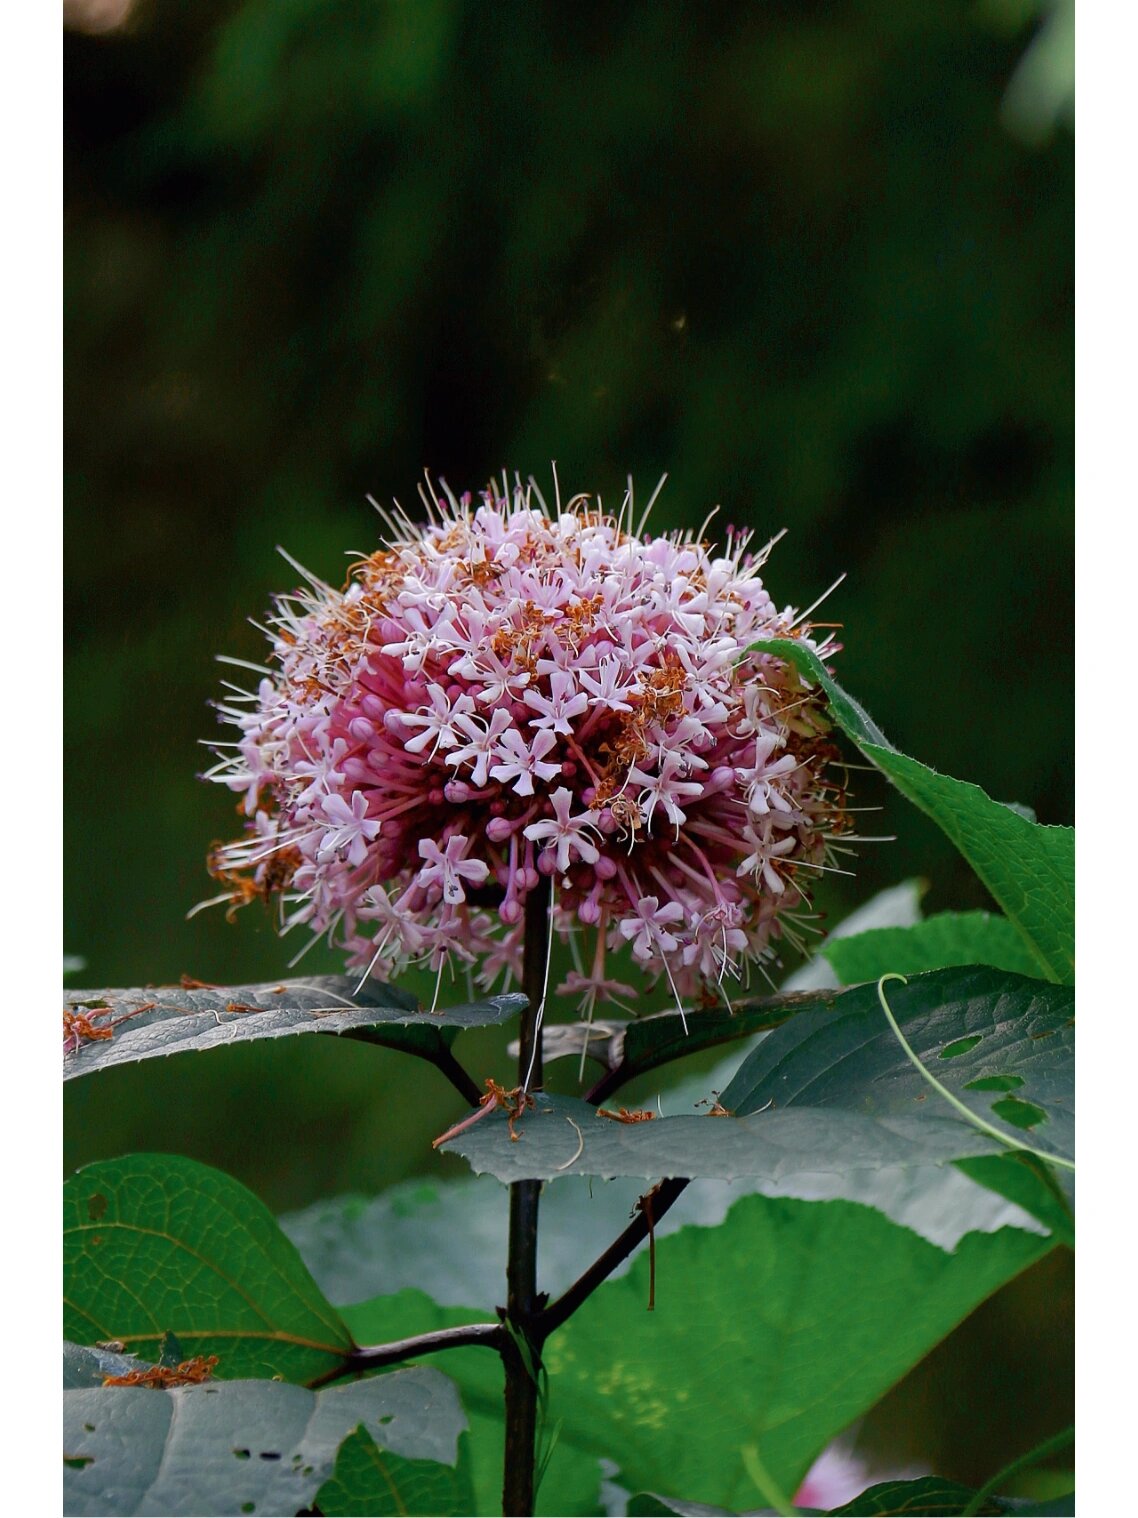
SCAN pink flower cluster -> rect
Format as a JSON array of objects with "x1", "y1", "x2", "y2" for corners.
[{"x1": 203, "y1": 478, "x2": 851, "y2": 1011}]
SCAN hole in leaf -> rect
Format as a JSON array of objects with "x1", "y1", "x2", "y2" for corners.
[
  {"x1": 86, "y1": 1193, "x2": 108, "y2": 1222},
  {"x1": 939, "y1": 1036, "x2": 982, "y2": 1059},
  {"x1": 965, "y1": 1075, "x2": 1024, "y2": 1092},
  {"x1": 241, "y1": 1505, "x2": 255, "y2": 1514},
  {"x1": 233, "y1": 1449, "x2": 250, "y2": 1460},
  {"x1": 258, "y1": 1452, "x2": 281, "y2": 1461},
  {"x1": 378, "y1": 1415, "x2": 394, "y2": 1426},
  {"x1": 64, "y1": 1456, "x2": 94, "y2": 1470},
  {"x1": 83, "y1": 1424, "x2": 95, "y2": 1433},
  {"x1": 992, "y1": 1096, "x2": 1047, "y2": 1129}
]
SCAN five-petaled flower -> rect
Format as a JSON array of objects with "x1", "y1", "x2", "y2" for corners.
[
  {"x1": 416, "y1": 835, "x2": 490, "y2": 905},
  {"x1": 523, "y1": 787, "x2": 601, "y2": 876}
]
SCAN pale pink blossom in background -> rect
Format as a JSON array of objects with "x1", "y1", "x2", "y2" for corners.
[
  {"x1": 64, "y1": 0, "x2": 134, "y2": 34},
  {"x1": 793, "y1": 1441, "x2": 928, "y2": 1511}
]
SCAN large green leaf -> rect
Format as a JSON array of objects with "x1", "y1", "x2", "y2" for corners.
[
  {"x1": 953, "y1": 1153, "x2": 1074, "y2": 1248},
  {"x1": 545, "y1": 1194, "x2": 1051, "y2": 1509},
  {"x1": 438, "y1": 1089, "x2": 1001, "y2": 1184},
  {"x1": 316, "y1": 1425, "x2": 476, "y2": 1516},
  {"x1": 64, "y1": 1341, "x2": 150, "y2": 1389},
  {"x1": 626, "y1": 1498, "x2": 735, "y2": 1516},
  {"x1": 283, "y1": 1180, "x2": 512, "y2": 1311},
  {"x1": 785, "y1": 881, "x2": 926, "y2": 993},
  {"x1": 750, "y1": 639, "x2": 1074, "y2": 984},
  {"x1": 822, "y1": 913, "x2": 1041, "y2": 983},
  {"x1": 613, "y1": 997, "x2": 837, "y2": 1089},
  {"x1": 542, "y1": 993, "x2": 865, "y2": 1106},
  {"x1": 824, "y1": 1476, "x2": 1028, "y2": 1515},
  {"x1": 719, "y1": 967, "x2": 1073, "y2": 1168},
  {"x1": 62, "y1": 1368, "x2": 465, "y2": 1517},
  {"x1": 626, "y1": 1475, "x2": 1072, "y2": 1515},
  {"x1": 64, "y1": 1154, "x2": 353, "y2": 1383},
  {"x1": 326, "y1": 1178, "x2": 1052, "y2": 1516},
  {"x1": 284, "y1": 1157, "x2": 1052, "y2": 1330},
  {"x1": 439, "y1": 968, "x2": 1074, "y2": 1185},
  {"x1": 63, "y1": 975, "x2": 524, "y2": 1081}
]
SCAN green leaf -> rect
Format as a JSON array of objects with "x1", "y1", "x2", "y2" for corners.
[
  {"x1": 824, "y1": 1476, "x2": 1011, "y2": 1514},
  {"x1": 64, "y1": 1341, "x2": 149, "y2": 1389},
  {"x1": 822, "y1": 913, "x2": 1041, "y2": 983},
  {"x1": 283, "y1": 1174, "x2": 766, "y2": 1315},
  {"x1": 626, "y1": 1497, "x2": 734, "y2": 1516},
  {"x1": 749, "y1": 639, "x2": 1074, "y2": 984},
  {"x1": 953, "y1": 1153, "x2": 1074, "y2": 1248},
  {"x1": 823, "y1": 1475, "x2": 1076, "y2": 1514},
  {"x1": 283, "y1": 1142, "x2": 1049, "y2": 1335},
  {"x1": 545, "y1": 1194, "x2": 1052, "y2": 1509},
  {"x1": 620, "y1": 1477, "x2": 1075, "y2": 1517},
  {"x1": 316, "y1": 1424, "x2": 476, "y2": 1516},
  {"x1": 613, "y1": 1000, "x2": 824, "y2": 1076},
  {"x1": 64, "y1": 1154, "x2": 353, "y2": 1382},
  {"x1": 282, "y1": 1180, "x2": 511, "y2": 1312},
  {"x1": 561, "y1": 991, "x2": 869, "y2": 1106},
  {"x1": 62, "y1": 1367, "x2": 465, "y2": 1517},
  {"x1": 784, "y1": 880, "x2": 927, "y2": 993},
  {"x1": 439, "y1": 1088, "x2": 1002, "y2": 1184},
  {"x1": 439, "y1": 969, "x2": 1073, "y2": 1186},
  {"x1": 63, "y1": 975, "x2": 524, "y2": 1081},
  {"x1": 719, "y1": 967, "x2": 1073, "y2": 1168}
]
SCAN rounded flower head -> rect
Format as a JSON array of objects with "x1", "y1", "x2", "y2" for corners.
[{"x1": 203, "y1": 476, "x2": 852, "y2": 1008}]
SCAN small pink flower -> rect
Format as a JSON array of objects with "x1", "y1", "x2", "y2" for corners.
[
  {"x1": 618, "y1": 896, "x2": 686, "y2": 962},
  {"x1": 489, "y1": 727, "x2": 561, "y2": 797},
  {"x1": 317, "y1": 791, "x2": 380, "y2": 868},
  {"x1": 398, "y1": 683, "x2": 473, "y2": 756},
  {"x1": 523, "y1": 671, "x2": 590, "y2": 735},
  {"x1": 445, "y1": 708, "x2": 513, "y2": 788},
  {"x1": 524, "y1": 788, "x2": 601, "y2": 875},
  {"x1": 416, "y1": 835, "x2": 489, "y2": 905}
]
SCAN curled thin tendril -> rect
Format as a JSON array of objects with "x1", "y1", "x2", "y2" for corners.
[{"x1": 875, "y1": 973, "x2": 1074, "y2": 1173}]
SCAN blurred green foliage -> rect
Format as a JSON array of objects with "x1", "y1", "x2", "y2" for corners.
[{"x1": 65, "y1": 0, "x2": 1071, "y2": 1194}]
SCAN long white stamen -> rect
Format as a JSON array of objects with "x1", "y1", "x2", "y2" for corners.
[{"x1": 523, "y1": 882, "x2": 558, "y2": 1094}]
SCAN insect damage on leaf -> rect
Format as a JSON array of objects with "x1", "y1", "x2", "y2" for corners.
[
  {"x1": 64, "y1": 1000, "x2": 157, "y2": 1055},
  {"x1": 102, "y1": 1354, "x2": 219, "y2": 1389},
  {"x1": 433, "y1": 1078, "x2": 536, "y2": 1147}
]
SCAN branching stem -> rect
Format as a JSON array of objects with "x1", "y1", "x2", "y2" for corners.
[
  {"x1": 539, "y1": 1176, "x2": 690, "y2": 1338},
  {"x1": 433, "y1": 1046, "x2": 485, "y2": 1107},
  {"x1": 308, "y1": 1322, "x2": 504, "y2": 1389}
]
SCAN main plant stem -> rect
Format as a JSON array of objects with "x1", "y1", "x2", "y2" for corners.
[{"x1": 502, "y1": 874, "x2": 552, "y2": 1516}]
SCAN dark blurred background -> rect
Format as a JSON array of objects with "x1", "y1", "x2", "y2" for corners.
[{"x1": 64, "y1": 0, "x2": 1073, "y2": 1490}]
